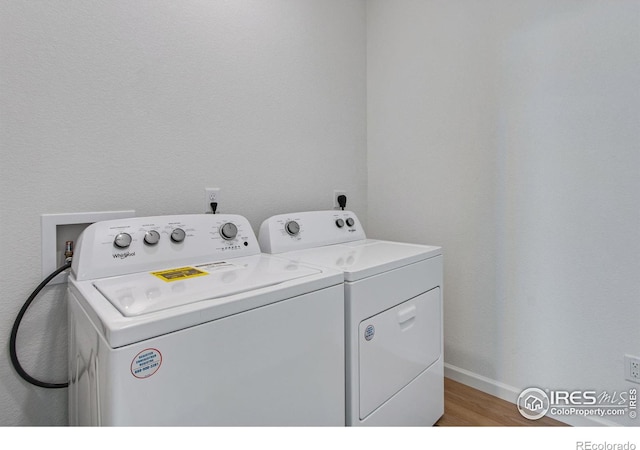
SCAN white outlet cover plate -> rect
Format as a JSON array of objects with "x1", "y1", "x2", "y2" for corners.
[
  {"x1": 204, "y1": 188, "x2": 221, "y2": 213},
  {"x1": 41, "y1": 210, "x2": 135, "y2": 284},
  {"x1": 624, "y1": 354, "x2": 640, "y2": 384}
]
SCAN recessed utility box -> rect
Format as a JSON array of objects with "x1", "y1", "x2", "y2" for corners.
[{"x1": 41, "y1": 210, "x2": 135, "y2": 285}]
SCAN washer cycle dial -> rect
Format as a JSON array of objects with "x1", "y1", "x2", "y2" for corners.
[
  {"x1": 144, "y1": 230, "x2": 160, "y2": 246},
  {"x1": 114, "y1": 232, "x2": 132, "y2": 249},
  {"x1": 171, "y1": 228, "x2": 186, "y2": 243},
  {"x1": 346, "y1": 218, "x2": 355, "y2": 227},
  {"x1": 285, "y1": 221, "x2": 300, "y2": 236},
  {"x1": 219, "y1": 222, "x2": 238, "y2": 240},
  {"x1": 335, "y1": 219, "x2": 345, "y2": 228}
]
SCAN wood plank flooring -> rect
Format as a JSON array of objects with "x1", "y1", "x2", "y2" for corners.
[{"x1": 435, "y1": 378, "x2": 568, "y2": 426}]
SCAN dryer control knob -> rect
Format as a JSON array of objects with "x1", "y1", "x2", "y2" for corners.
[
  {"x1": 285, "y1": 220, "x2": 300, "y2": 236},
  {"x1": 144, "y1": 230, "x2": 160, "y2": 246},
  {"x1": 335, "y1": 219, "x2": 345, "y2": 228},
  {"x1": 114, "y1": 232, "x2": 132, "y2": 249},
  {"x1": 220, "y1": 222, "x2": 238, "y2": 240},
  {"x1": 346, "y1": 217, "x2": 355, "y2": 227},
  {"x1": 171, "y1": 228, "x2": 186, "y2": 243}
]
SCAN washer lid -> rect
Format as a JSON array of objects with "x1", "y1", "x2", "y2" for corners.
[
  {"x1": 284, "y1": 240, "x2": 442, "y2": 282},
  {"x1": 93, "y1": 254, "x2": 321, "y2": 317}
]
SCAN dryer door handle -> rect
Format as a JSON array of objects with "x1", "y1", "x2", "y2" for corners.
[{"x1": 397, "y1": 304, "x2": 417, "y2": 329}]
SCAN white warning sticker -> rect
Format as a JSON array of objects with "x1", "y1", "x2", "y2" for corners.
[{"x1": 131, "y1": 348, "x2": 162, "y2": 379}]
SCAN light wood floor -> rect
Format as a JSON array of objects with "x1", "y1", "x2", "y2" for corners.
[{"x1": 435, "y1": 378, "x2": 568, "y2": 426}]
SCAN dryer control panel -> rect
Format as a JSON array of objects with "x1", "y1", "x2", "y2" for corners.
[
  {"x1": 72, "y1": 214, "x2": 260, "y2": 281},
  {"x1": 258, "y1": 210, "x2": 366, "y2": 254}
]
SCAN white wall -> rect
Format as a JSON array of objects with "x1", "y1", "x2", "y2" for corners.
[
  {"x1": 0, "y1": 0, "x2": 366, "y2": 426},
  {"x1": 367, "y1": 0, "x2": 640, "y2": 426}
]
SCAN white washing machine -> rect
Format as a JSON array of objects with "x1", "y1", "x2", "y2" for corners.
[
  {"x1": 67, "y1": 214, "x2": 345, "y2": 426},
  {"x1": 258, "y1": 210, "x2": 443, "y2": 426}
]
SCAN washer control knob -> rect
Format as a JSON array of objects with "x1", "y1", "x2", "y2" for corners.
[
  {"x1": 144, "y1": 230, "x2": 160, "y2": 246},
  {"x1": 335, "y1": 218, "x2": 345, "y2": 228},
  {"x1": 114, "y1": 232, "x2": 132, "y2": 249},
  {"x1": 219, "y1": 222, "x2": 238, "y2": 240},
  {"x1": 170, "y1": 228, "x2": 186, "y2": 243},
  {"x1": 346, "y1": 217, "x2": 355, "y2": 227},
  {"x1": 285, "y1": 220, "x2": 300, "y2": 236}
]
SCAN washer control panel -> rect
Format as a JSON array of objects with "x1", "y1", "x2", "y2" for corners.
[
  {"x1": 258, "y1": 210, "x2": 366, "y2": 254},
  {"x1": 72, "y1": 214, "x2": 260, "y2": 281}
]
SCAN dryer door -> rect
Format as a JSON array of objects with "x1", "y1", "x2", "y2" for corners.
[{"x1": 358, "y1": 287, "x2": 441, "y2": 420}]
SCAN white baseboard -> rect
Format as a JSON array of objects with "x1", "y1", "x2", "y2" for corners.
[{"x1": 443, "y1": 363, "x2": 619, "y2": 427}]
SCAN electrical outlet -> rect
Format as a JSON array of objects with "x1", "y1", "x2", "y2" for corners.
[
  {"x1": 333, "y1": 190, "x2": 347, "y2": 210},
  {"x1": 625, "y1": 354, "x2": 640, "y2": 384},
  {"x1": 204, "y1": 188, "x2": 221, "y2": 213}
]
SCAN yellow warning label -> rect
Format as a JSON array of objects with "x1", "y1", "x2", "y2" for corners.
[{"x1": 151, "y1": 267, "x2": 208, "y2": 282}]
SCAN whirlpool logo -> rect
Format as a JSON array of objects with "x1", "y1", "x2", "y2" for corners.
[{"x1": 112, "y1": 251, "x2": 135, "y2": 259}]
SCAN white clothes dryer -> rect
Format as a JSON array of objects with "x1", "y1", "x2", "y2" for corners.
[
  {"x1": 258, "y1": 210, "x2": 443, "y2": 426},
  {"x1": 68, "y1": 214, "x2": 345, "y2": 426}
]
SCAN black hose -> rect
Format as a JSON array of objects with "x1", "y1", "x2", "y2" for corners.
[{"x1": 9, "y1": 261, "x2": 72, "y2": 389}]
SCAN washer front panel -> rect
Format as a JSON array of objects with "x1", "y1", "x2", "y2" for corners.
[{"x1": 69, "y1": 283, "x2": 345, "y2": 425}]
